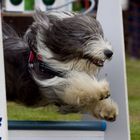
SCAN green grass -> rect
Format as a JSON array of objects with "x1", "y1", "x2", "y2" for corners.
[
  {"x1": 7, "y1": 102, "x2": 81, "y2": 121},
  {"x1": 126, "y1": 58, "x2": 140, "y2": 140},
  {"x1": 7, "y1": 58, "x2": 140, "y2": 139}
]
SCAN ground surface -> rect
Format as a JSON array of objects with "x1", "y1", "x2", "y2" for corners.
[
  {"x1": 7, "y1": 58, "x2": 140, "y2": 139},
  {"x1": 126, "y1": 58, "x2": 140, "y2": 140}
]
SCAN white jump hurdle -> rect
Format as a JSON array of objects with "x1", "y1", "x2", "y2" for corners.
[
  {"x1": 0, "y1": 0, "x2": 130, "y2": 140},
  {"x1": 97, "y1": 0, "x2": 130, "y2": 140},
  {"x1": 0, "y1": 4, "x2": 8, "y2": 140}
]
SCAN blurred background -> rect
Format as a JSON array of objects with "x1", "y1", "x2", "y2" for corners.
[{"x1": 1, "y1": 0, "x2": 140, "y2": 139}]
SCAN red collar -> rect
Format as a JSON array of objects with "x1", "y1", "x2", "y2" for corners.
[
  {"x1": 29, "y1": 51, "x2": 42, "y2": 63},
  {"x1": 28, "y1": 51, "x2": 64, "y2": 78}
]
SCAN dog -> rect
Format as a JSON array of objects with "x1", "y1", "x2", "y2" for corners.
[{"x1": 3, "y1": 10, "x2": 118, "y2": 122}]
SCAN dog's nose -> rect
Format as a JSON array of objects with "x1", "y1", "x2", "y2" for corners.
[{"x1": 104, "y1": 50, "x2": 113, "y2": 59}]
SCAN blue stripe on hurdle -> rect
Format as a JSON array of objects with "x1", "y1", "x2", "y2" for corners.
[
  {"x1": 0, "y1": 117, "x2": 2, "y2": 126},
  {"x1": 8, "y1": 121, "x2": 106, "y2": 131}
]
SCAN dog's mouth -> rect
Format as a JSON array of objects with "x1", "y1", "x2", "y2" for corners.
[
  {"x1": 92, "y1": 58, "x2": 105, "y2": 67},
  {"x1": 83, "y1": 55, "x2": 105, "y2": 67}
]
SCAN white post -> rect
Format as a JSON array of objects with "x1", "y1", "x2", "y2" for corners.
[
  {"x1": 0, "y1": 6, "x2": 8, "y2": 140},
  {"x1": 97, "y1": 0, "x2": 130, "y2": 140}
]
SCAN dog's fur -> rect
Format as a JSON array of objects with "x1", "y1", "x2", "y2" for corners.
[{"x1": 3, "y1": 10, "x2": 118, "y2": 121}]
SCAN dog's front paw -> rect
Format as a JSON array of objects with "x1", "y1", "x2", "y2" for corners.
[
  {"x1": 79, "y1": 80, "x2": 110, "y2": 104},
  {"x1": 59, "y1": 72, "x2": 111, "y2": 106},
  {"x1": 91, "y1": 98, "x2": 119, "y2": 122},
  {"x1": 98, "y1": 80, "x2": 110, "y2": 100}
]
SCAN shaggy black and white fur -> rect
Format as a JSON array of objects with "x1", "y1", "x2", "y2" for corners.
[{"x1": 3, "y1": 10, "x2": 118, "y2": 122}]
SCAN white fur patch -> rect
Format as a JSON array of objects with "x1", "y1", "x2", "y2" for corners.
[
  {"x1": 33, "y1": 75, "x2": 64, "y2": 87},
  {"x1": 42, "y1": 58, "x2": 99, "y2": 76}
]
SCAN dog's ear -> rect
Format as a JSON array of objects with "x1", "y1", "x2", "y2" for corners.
[{"x1": 33, "y1": 9, "x2": 50, "y2": 29}]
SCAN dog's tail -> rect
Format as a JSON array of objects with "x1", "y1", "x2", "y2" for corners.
[{"x1": 2, "y1": 21, "x2": 19, "y2": 40}]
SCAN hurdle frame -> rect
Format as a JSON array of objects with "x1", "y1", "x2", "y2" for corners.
[
  {"x1": 97, "y1": 0, "x2": 130, "y2": 140},
  {"x1": 0, "y1": 2, "x2": 8, "y2": 140}
]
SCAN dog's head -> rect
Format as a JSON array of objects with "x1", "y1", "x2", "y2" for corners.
[{"x1": 25, "y1": 10, "x2": 113, "y2": 75}]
